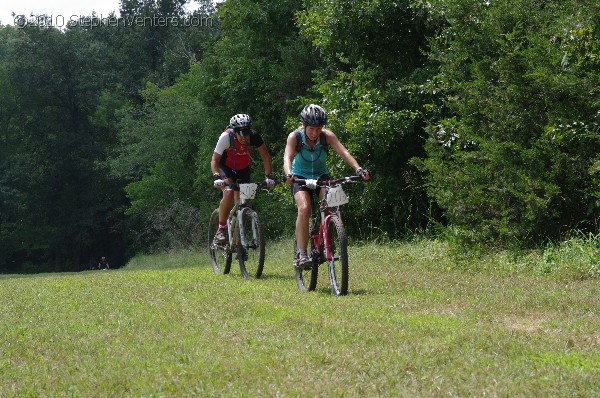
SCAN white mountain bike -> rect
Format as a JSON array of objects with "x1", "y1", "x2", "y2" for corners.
[{"x1": 208, "y1": 181, "x2": 266, "y2": 279}]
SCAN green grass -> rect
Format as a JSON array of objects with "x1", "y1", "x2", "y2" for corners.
[{"x1": 1, "y1": 238, "x2": 598, "y2": 397}]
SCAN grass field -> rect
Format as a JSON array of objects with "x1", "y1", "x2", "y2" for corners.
[{"x1": 1, "y1": 238, "x2": 598, "y2": 397}]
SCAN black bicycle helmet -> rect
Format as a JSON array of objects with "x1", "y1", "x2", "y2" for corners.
[
  {"x1": 300, "y1": 104, "x2": 327, "y2": 126},
  {"x1": 229, "y1": 113, "x2": 252, "y2": 129}
]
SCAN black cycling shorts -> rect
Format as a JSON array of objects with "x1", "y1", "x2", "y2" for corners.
[
  {"x1": 219, "y1": 165, "x2": 251, "y2": 183},
  {"x1": 291, "y1": 174, "x2": 330, "y2": 197}
]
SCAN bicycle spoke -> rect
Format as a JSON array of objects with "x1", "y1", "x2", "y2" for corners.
[
  {"x1": 208, "y1": 209, "x2": 232, "y2": 274},
  {"x1": 294, "y1": 239, "x2": 318, "y2": 291},
  {"x1": 326, "y1": 215, "x2": 348, "y2": 296}
]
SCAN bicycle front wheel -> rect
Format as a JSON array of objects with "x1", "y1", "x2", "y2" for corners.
[
  {"x1": 325, "y1": 214, "x2": 348, "y2": 296},
  {"x1": 208, "y1": 209, "x2": 232, "y2": 274},
  {"x1": 238, "y1": 208, "x2": 265, "y2": 279}
]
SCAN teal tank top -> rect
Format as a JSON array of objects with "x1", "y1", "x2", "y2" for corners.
[{"x1": 291, "y1": 130, "x2": 328, "y2": 178}]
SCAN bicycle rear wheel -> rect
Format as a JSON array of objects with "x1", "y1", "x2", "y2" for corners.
[
  {"x1": 294, "y1": 239, "x2": 318, "y2": 291},
  {"x1": 325, "y1": 214, "x2": 348, "y2": 296},
  {"x1": 208, "y1": 209, "x2": 232, "y2": 274},
  {"x1": 238, "y1": 208, "x2": 265, "y2": 279}
]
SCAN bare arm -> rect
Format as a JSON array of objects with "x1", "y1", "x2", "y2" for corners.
[
  {"x1": 283, "y1": 132, "x2": 297, "y2": 184},
  {"x1": 325, "y1": 130, "x2": 370, "y2": 180},
  {"x1": 211, "y1": 152, "x2": 222, "y2": 176},
  {"x1": 325, "y1": 130, "x2": 360, "y2": 170},
  {"x1": 256, "y1": 144, "x2": 272, "y2": 176}
]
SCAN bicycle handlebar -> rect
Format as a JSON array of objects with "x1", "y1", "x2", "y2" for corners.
[
  {"x1": 293, "y1": 175, "x2": 363, "y2": 187},
  {"x1": 223, "y1": 181, "x2": 268, "y2": 190}
]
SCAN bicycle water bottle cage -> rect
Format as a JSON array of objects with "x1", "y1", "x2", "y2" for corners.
[{"x1": 305, "y1": 179, "x2": 318, "y2": 190}]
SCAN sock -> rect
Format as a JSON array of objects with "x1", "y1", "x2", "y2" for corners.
[{"x1": 218, "y1": 222, "x2": 226, "y2": 231}]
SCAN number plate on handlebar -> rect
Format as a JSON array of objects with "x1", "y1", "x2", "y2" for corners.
[
  {"x1": 326, "y1": 185, "x2": 349, "y2": 207},
  {"x1": 239, "y1": 183, "x2": 258, "y2": 200}
]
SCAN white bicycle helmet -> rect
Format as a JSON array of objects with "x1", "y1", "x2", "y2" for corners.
[{"x1": 229, "y1": 114, "x2": 252, "y2": 129}]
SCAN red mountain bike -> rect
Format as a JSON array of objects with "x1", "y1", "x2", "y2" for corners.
[{"x1": 293, "y1": 176, "x2": 363, "y2": 296}]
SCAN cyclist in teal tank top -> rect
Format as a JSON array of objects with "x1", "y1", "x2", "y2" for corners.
[
  {"x1": 291, "y1": 129, "x2": 329, "y2": 178},
  {"x1": 283, "y1": 104, "x2": 370, "y2": 268}
]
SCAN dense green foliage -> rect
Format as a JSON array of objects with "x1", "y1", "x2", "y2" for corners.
[
  {"x1": 419, "y1": 0, "x2": 600, "y2": 246},
  {"x1": 0, "y1": 25, "x2": 127, "y2": 271},
  {"x1": 294, "y1": 0, "x2": 439, "y2": 235},
  {"x1": 1, "y1": 0, "x2": 598, "y2": 272}
]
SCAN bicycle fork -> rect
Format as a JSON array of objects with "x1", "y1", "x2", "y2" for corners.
[
  {"x1": 227, "y1": 204, "x2": 239, "y2": 248},
  {"x1": 237, "y1": 208, "x2": 247, "y2": 249},
  {"x1": 236, "y1": 205, "x2": 256, "y2": 250}
]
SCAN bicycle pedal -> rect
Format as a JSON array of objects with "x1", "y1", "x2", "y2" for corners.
[{"x1": 294, "y1": 261, "x2": 312, "y2": 271}]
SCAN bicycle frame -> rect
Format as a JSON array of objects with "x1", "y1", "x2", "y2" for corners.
[
  {"x1": 224, "y1": 182, "x2": 259, "y2": 248},
  {"x1": 231, "y1": 203, "x2": 255, "y2": 250},
  {"x1": 308, "y1": 204, "x2": 338, "y2": 263},
  {"x1": 304, "y1": 176, "x2": 359, "y2": 263}
]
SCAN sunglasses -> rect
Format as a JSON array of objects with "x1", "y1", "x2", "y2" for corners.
[{"x1": 235, "y1": 128, "x2": 251, "y2": 136}]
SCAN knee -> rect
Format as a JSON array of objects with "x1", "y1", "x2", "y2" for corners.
[
  {"x1": 297, "y1": 203, "x2": 311, "y2": 218},
  {"x1": 221, "y1": 190, "x2": 234, "y2": 203}
]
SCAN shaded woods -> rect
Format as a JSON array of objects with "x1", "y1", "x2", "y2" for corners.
[{"x1": 1, "y1": 0, "x2": 598, "y2": 272}]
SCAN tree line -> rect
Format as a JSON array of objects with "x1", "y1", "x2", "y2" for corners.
[{"x1": 1, "y1": 0, "x2": 598, "y2": 273}]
